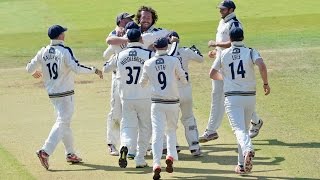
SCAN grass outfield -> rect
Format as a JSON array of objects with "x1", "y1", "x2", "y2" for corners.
[{"x1": 0, "y1": 0, "x2": 319, "y2": 179}]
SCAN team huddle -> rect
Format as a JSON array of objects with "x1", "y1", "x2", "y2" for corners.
[{"x1": 26, "y1": 1, "x2": 270, "y2": 179}]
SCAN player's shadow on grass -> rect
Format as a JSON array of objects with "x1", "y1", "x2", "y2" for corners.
[
  {"x1": 253, "y1": 139, "x2": 320, "y2": 148},
  {"x1": 49, "y1": 162, "x2": 151, "y2": 174}
]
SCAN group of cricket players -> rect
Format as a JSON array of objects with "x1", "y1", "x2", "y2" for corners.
[{"x1": 27, "y1": 1, "x2": 270, "y2": 179}]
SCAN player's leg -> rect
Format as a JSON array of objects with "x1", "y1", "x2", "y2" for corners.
[
  {"x1": 165, "y1": 103, "x2": 180, "y2": 173},
  {"x1": 106, "y1": 74, "x2": 121, "y2": 155},
  {"x1": 119, "y1": 100, "x2": 138, "y2": 168},
  {"x1": 249, "y1": 111, "x2": 263, "y2": 138},
  {"x1": 199, "y1": 80, "x2": 224, "y2": 143},
  {"x1": 179, "y1": 86, "x2": 201, "y2": 155},
  {"x1": 151, "y1": 103, "x2": 166, "y2": 170}
]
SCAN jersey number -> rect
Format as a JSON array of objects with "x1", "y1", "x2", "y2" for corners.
[
  {"x1": 158, "y1": 72, "x2": 167, "y2": 90},
  {"x1": 126, "y1": 66, "x2": 141, "y2": 84},
  {"x1": 46, "y1": 62, "x2": 58, "y2": 79},
  {"x1": 229, "y1": 60, "x2": 246, "y2": 79}
]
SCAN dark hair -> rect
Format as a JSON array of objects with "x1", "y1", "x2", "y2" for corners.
[{"x1": 135, "y1": 6, "x2": 158, "y2": 25}]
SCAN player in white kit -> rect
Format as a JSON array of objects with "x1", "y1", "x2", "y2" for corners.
[
  {"x1": 139, "y1": 37, "x2": 187, "y2": 180},
  {"x1": 210, "y1": 27, "x2": 270, "y2": 174},
  {"x1": 165, "y1": 32, "x2": 204, "y2": 156},
  {"x1": 103, "y1": 12, "x2": 135, "y2": 156},
  {"x1": 200, "y1": 0, "x2": 263, "y2": 143},
  {"x1": 26, "y1": 25, "x2": 103, "y2": 170}
]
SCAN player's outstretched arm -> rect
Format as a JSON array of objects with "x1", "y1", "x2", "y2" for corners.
[
  {"x1": 255, "y1": 58, "x2": 270, "y2": 95},
  {"x1": 95, "y1": 68, "x2": 103, "y2": 79}
]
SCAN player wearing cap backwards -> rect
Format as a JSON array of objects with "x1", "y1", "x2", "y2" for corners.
[
  {"x1": 103, "y1": 12, "x2": 135, "y2": 156},
  {"x1": 210, "y1": 27, "x2": 270, "y2": 174},
  {"x1": 139, "y1": 37, "x2": 187, "y2": 180},
  {"x1": 200, "y1": 0, "x2": 264, "y2": 143},
  {"x1": 107, "y1": 29, "x2": 154, "y2": 169},
  {"x1": 26, "y1": 25, "x2": 103, "y2": 170}
]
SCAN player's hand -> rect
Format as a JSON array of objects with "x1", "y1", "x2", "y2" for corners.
[
  {"x1": 263, "y1": 84, "x2": 270, "y2": 95},
  {"x1": 115, "y1": 26, "x2": 125, "y2": 37},
  {"x1": 169, "y1": 36, "x2": 179, "y2": 43},
  {"x1": 95, "y1": 69, "x2": 103, "y2": 79},
  {"x1": 32, "y1": 71, "x2": 42, "y2": 79},
  {"x1": 207, "y1": 49, "x2": 217, "y2": 59},
  {"x1": 208, "y1": 40, "x2": 217, "y2": 47}
]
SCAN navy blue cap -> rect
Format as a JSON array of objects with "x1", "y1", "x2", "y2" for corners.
[
  {"x1": 217, "y1": 0, "x2": 236, "y2": 9},
  {"x1": 154, "y1": 37, "x2": 168, "y2": 48},
  {"x1": 230, "y1": 27, "x2": 243, "y2": 41},
  {"x1": 116, "y1": 12, "x2": 135, "y2": 25},
  {"x1": 166, "y1": 31, "x2": 180, "y2": 39},
  {"x1": 48, "y1": 25, "x2": 67, "y2": 39},
  {"x1": 125, "y1": 21, "x2": 140, "y2": 32},
  {"x1": 127, "y1": 28, "x2": 141, "y2": 41}
]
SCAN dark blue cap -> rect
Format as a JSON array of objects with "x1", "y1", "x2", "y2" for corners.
[
  {"x1": 125, "y1": 21, "x2": 140, "y2": 32},
  {"x1": 166, "y1": 31, "x2": 180, "y2": 39},
  {"x1": 116, "y1": 12, "x2": 135, "y2": 25},
  {"x1": 127, "y1": 28, "x2": 141, "y2": 41},
  {"x1": 217, "y1": 0, "x2": 236, "y2": 9},
  {"x1": 230, "y1": 27, "x2": 243, "y2": 40},
  {"x1": 48, "y1": 25, "x2": 67, "y2": 39},
  {"x1": 154, "y1": 37, "x2": 168, "y2": 48}
]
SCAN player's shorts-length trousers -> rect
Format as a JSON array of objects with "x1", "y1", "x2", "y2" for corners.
[
  {"x1": 151, "y1": 102, "x2": 179, "y2": 167},
  {"x1": 42, "y1": 95, "x2": 75, "y2": 155},
  {"x1": 224, "y1": 95, "x2": 255, "y2": 165}
]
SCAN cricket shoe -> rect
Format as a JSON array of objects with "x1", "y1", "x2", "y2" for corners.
[
  {"x1": 66, "y1": 153, "x2": 82, "y2": 163},
  {"x1": 118, "y1": 146, "x2": 128, "y2": 168},
  {"x1": 127, "y1": 153, "x2": 135, "y2": 160},
  {"x1": 199, "y1": 130, "x2": 219, "y2": 143},
  {"x1": 191, "y1": 148, "x2": 203, "y2": 157},
  {"x1": 244, "y1": 151, "x2": 255, "y2": 173},
  {"x1": 165, "y1": 156, "x2": 174, "y2": 173},
  {"x1": 36, "y1": 150, "x2": 49, "y2": 170},
  {"x1": 235, "y1": 164, "x2": 245, "y2": 174},
  {"x1": 108, "y1": 144, "x2": 119, "y2": 156},
  {"x1": 153, "y1": 166, "x2": 161, "y2": 180},
  {"x1": 190, "y1": 45, "x2": 203, "y2": 56},
  {"x1": 136, "y1": 162, "x2": 148, "y2": 168},
  {"x1": 162, "y1": 146, "x2": 181, "y2": 156},
  {"x1": 249, "y1": 119, "x2": 264, "y2": 138}
]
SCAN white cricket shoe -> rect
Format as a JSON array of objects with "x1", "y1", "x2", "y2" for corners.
[{"x1": 249, "y1": 119, "x2": 264, "y2": 138}]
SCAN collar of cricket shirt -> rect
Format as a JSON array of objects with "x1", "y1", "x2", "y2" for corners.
[
  {"x1": 143, "y1": 25, "x2": 156, "y2": 34},
  {"x1": 155, "y1": 50, "x2": 168, "y2": 56},
  {"x1": 50, "y1": 40, "x2": 64, "y2": 46},
  {"x1": 223, "y1": 12, "x2": 236, "y2": 23},
  {"x1": 231, "y1": 41, "x2": 245, "y2": 47},
  {"x1": 127, "y1": 42, "x2": 143, "y2": 48}
]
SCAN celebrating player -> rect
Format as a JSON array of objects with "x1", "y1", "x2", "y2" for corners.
[
  {"x1": 26, "y1": 25, "x2": 103, "y2": 170},
  {"x1": 139, "y1": 37, "x2": 187, "y2": 180},
  {"x1": 199, "y1": 0, "x2": 264, "y2": 143},
  {"x1": 210, "y1": 27, "x2": 270, "y2": 174}
]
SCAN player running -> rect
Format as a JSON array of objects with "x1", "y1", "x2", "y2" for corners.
[
  {"x1": 26, "y1": 25, "x2": 103, "y2": 170},
  {"x1": 139, "y1": 37, "x2": 187, "y2": 180},
  {"x1": 210, "y1": 27, "x2": 270, "y2": 174}
]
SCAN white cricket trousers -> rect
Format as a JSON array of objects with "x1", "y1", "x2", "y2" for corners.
[
  {"x1": 106, "y1": 73, "x2": 121, "y2": 146},
  {"x1": 207, "y1": 80, "x2": 260, "y2": 132},
  {"x1": 178, "y1": 85, "x2": 200, "y2": 150},
  {"x1": 151, "y1": 102, "x2": 179, "y2": 168},
  {"x1": 120, "y1": 99, "x2": 152, "y2": 165},
  {"x1": 224, "y1": 96, "x2": 255, "y2": 165},
  {"x1": 42, "y1": 95, "x2": 75, "y2": 155}
]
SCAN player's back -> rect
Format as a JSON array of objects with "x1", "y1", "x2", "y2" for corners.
[
  {"x1": 220, "y1": 44, "x2": 257, "y2": 93},
  {"x1": 143, "y1": 54, "x2": 182, "y2": 100},
  {"x1": 117, "y1": 46, "x2": 153, "y2": 99}
]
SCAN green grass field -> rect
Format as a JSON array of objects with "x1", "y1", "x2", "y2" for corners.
[{"x1": 0, "y1": 0, "x2": 319, "y2": 179}]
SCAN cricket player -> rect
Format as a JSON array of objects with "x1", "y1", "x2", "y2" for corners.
[
  {"x1": 103, "y1": 12, "x2": 135, "y2": 156},
  {"x1": 139, "y1": 37, "x2": 187, "y2": 180},
  {"x1": 26, "y1": 25, "x2": 103, "y2": 170},
  {"x1": 108, "y1": 29, "x2": 154, "y2": 168},
  {"x1": 210, "y1": 27, "x2": 270, "y2": 174},
  {"x1": 200, "y1": 0, "x2": 263, "y2": 143}
]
